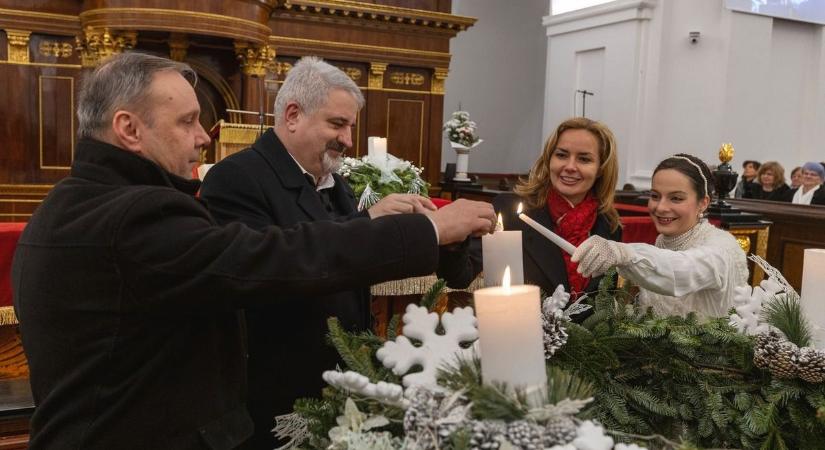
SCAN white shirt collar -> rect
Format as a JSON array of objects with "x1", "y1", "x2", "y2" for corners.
[{"x1": 286, "y1": 151, "x2": 336, "y2": 191}]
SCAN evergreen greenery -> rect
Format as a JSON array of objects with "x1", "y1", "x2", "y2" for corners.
[
  {"x1": 551, "y1": 270, "x2": 825, "y2": 449},
  {"x1": 297, "y1": 276, "x2": 825, "y2": 450}
]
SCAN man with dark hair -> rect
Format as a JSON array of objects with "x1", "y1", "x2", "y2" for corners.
[
  {"x1": 734, "y1": 159, "x2": 761, "y2": 198},
  {"x1": 12, "y1": 52, "x2": 495, "y2": 449}
]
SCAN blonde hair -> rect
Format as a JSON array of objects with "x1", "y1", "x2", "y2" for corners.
[
  {"x1": 514, "y1": 117, "x2": 620, "y2": 232},
  {"x1": 757, "y1": 161, "x2": 786, "y2": 189}
]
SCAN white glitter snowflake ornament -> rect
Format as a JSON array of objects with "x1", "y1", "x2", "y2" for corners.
[{"x1": 376, "y1": 304, "x2": 479, "y2": 388}]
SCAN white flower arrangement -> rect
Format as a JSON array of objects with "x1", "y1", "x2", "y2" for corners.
[
  {"x1": 338, "y1": 155, "x2": 428, "y2": 210},
  {"x1": 443, "y1": 110, "x2": 482, "y2": 150}
]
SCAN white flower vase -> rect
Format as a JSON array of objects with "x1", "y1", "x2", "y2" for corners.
[{"x1": 450, "y1": 140, "x2": 482, "y2": 182}]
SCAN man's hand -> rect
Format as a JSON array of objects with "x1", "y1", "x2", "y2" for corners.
[
  {"x1": 367, "y1": 194, "x2": 437, "y2": 219},
  {"x1": 426, "y1": 199, "x2": 496, "y2": 245}
]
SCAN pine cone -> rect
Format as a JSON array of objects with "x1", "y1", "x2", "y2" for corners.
[
  {"x1": 797, "y1": 346, "x2": 825, "y2": 384},
  {"x1": 753, "y1": 331, "x2": 781, "y2": 369},
  {"x1": 768, "y1": 340, "x2": 799, "y2": 379},
  {"x1": 543, "y1": 315, "x2": 569, "y2": 358},
  {"x1": 542, "y1": 416, "x2": 577, "y2": 446},
  {"x1": 403, "y1": 389, "x2": 439, "y2": 449},
  {"x1": 468, "y1": 420, "x2": 504, "y2": 450},
  {"x1": 504, "y1": 420, "x2": 543, "y2": 449}
]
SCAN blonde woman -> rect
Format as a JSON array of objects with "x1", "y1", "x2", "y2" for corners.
[{"x1": 439, "y1": 117, "x2": 622, "y2": 301}]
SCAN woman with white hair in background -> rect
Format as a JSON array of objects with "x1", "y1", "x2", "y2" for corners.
[{"x1": 791, "y1": 162, "x2": 825, "y2": 205}]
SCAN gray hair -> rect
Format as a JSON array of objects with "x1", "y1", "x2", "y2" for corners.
[
  {"x1": 76, "y1": 52, "x2": 197, "y2": 140},
  {"x1": 274, "y1": 56, "x2": 364, "y2": 125}
]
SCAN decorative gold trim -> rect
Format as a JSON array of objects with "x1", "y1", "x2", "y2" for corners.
[
  {"x1": 432, "y1": 67, "x2": 448, "y2": 94},
  {"x1": 0, "y1": 60, "x2": 80, "y2": 69},
  {"x1": 75, "y1": 27, "x2": 137, "y2": 68},
  {"x1": 278, "y1": 0, "x2": 477, "y2": 32},
  {"x1": 386, "y1": 98, "x2": 424, "y2": 166},
  {"x1": 369, "y1": 62, "x2": 387, "y2": 89},
  {"x1": 270, "y1": 35, "x2": 451, "y2": 59},
  {"x1": 389, "y1": 72, "x2": 425, "y2": 86},
  {"x1": 79, "y1": 7, "x2": 271, "y2": 43},
  {"x1": 0, "y1": 199, "x2": 42, "y2": 203},
  {"x1": 38, "y1": 75, "x2": 74, "y2": 170},
  {"x1": 234, "y1": 41, "x2": 276, "y2": 77},
  {"x1": 274, "y1": 60, "x2": 293, "y2": 76},
  {"x1": 0, "y1": 7, "x2": 76, "y2": 21},
  {"x1": 0, "y1": 184, "x2": 53, "y2": 194},
  {"x1": 168, "y1": 33, "x2": 188, "y2": 62},
  {"x1": 6, "y1": 29, "x2": 31, "y2": 63},
  {"x1": 727, "y1": 226, "x2": 771, "y2": 285},
  {"x1": 342, "y1": 67, "x2": 362, "y2": 82},
  {"x1": 0, "y1": 307, "x2": 18, "y2": 326},
  {"x1": 38, "y1": 40, "x2": 73, "y2": 58},
  {"x1": 736, "y1": 236, "x2": 751, "y2": 254}
]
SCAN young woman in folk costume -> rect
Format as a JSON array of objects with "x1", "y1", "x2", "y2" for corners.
[{"x1": 573, "y1": 154, "x2": 749, "y2": 319}]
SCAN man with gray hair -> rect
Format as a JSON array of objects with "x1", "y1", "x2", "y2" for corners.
[
  {"x1": 13, "y1": 52, "x2": 495, "y2": 449},
  {"x1": 200, "y1": 56, "x2": 482, "y2": 448}
]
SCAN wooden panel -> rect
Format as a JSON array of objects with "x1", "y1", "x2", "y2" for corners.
[
  {"x1": 38, "y1": 75, "x2": 74, "y2": 169},
  {"x1": 727, "y1": 199, "x2": 825, "y2": 291},
  {"x1": 386, "y1": 98, "x2": 425, "y2": 165}
]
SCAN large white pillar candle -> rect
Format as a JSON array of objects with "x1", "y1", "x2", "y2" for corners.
[
  {"x1": 474, "y1": 269, "x2": 547, "y2": 406},
  {"x1": 801, "y1": 248, "x2": 825, "y2": 347},
  {"x1": 482, "y1": 214, "x2": 524, "y2": 286},
  {"x1": 367, "y1": 136, "x2": 387, "y2": 164}
]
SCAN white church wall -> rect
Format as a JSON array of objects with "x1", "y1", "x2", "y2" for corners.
[
  {"x1": 543, "y1": 0, "x2": 825, "y2": 188},
  {"x1": 442, "y1": 0, "x2": 548, "y2": 175}
]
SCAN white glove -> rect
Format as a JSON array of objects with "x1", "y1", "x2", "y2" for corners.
[{"x1": 571, "y1": 235, "x2": 634, "y2": 278}]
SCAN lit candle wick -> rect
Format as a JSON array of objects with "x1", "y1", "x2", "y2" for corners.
[
  {"x1": 516, "y1": 203, "x2": 577, "y2": 256},
  {"x1": 495, "y1": 213, "x2": 504, "y2": 232}
]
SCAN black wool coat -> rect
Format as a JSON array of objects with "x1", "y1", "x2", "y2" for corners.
[
  {"x1": 201, "y1": 129, "x2": 373, "y2": 449},
  {"x1": 13, "y1": 138, "x2": 438, "y2": 450},
  {"x1": 438, "y1": 192, "x2": 622, "y2": 298}
]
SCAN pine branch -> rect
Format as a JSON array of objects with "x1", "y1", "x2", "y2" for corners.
[
  {"x1": 419, "y1": 278, "x2": 447, "y2": 311},
  {"x1": 386, "y1": 313, "x2": 401, "y2": 341},
  {"x1": 326, "y1": 317, "x2": 379, "y2": 380},
  {"x1": 761, "y1": 292, "x2": 812, "y2": 347}
]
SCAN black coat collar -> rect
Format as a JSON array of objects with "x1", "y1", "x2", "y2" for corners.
[
  {"x1": 71, "y1": 138, "x2": 201, "y2": 196},
  {"x1": 250, "y1": 128, "x2": 356, "y2": 220}
]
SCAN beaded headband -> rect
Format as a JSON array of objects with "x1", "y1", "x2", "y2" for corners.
[{"x1": 671, "y1": 155, "x2": 709, "y2": 198}]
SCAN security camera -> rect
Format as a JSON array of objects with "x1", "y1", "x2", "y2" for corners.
[{"x1": 689, "y1": 31, "x2": 700, "y2": 44}]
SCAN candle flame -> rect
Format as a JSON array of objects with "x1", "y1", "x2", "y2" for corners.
[
  {"x1": 502, "y1": 266, "x2": 511, "y2": 290},
  {"x1": 495, "y1": 213, "x2": 504, "y2": 232},
  {"x1": 517, "y1": 202, "x2": 524, "y2": 214}
]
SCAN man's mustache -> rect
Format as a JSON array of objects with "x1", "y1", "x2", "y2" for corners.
[{"x1": 326, "y1": 141, "x2": 346, "y2": 154}]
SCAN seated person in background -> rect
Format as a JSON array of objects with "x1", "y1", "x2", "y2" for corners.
[
  {"x1": 200, "y1": 56, "x2": 489, "y2": 449},
  {"x1": 439, "y1": 117, "x2": 622, "y2": 302},
  {"x1": 791, "y1": 162, "x2": 825, "y2": 205},
  {"x1": 733, "y1": 159, "x2": 760, "y2": 198},
  {"x1": 744, "y1": 160, "x2": 793, "y2": 202},
  {"x1": 573, "y1": 154, "x2": 748, "y2": 319},
  {"x1": 790, "y1": 166, "x2": 802, "y2": 189}
]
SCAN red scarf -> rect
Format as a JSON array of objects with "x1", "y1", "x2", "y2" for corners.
[{"x1": 546, "y1": 189, "x2": 598, "y2": 299}]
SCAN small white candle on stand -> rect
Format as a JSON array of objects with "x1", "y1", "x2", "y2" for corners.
[
  {"x1": 801, "y1": 248, "x2": 825, "y2": 347},
  {"x1": 367, "y1": 136, "x2": 387, "y2": 165},
  {"x1": 517, "y1": 203, "x2": 577, "y2": 256},
  {"x1": 474, "y1": 267, "x2": 547, "y2": 407},
  {"x1": 482, "y1": 213, "x2": 524, "y2": 286}
]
